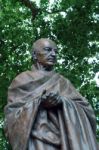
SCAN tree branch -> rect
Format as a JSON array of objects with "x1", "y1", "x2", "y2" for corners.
[
  {"x1": 19, "y1": 0, "x2": 67, "y2": 20},
  {"x1": 45, "y1": 10, "x2": 67, "y2": 14},
  {"x1": 19, "y1": 0, "x2": 40, "y2": 20}
]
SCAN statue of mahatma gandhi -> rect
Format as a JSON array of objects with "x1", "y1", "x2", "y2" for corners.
[{"x1": 4, "y1": 38, "x2": 98, "y2": 150}]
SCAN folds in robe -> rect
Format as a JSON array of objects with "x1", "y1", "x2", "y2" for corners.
[{"x1": 4, "y1": 67, "x2": 98, "y2": 150}]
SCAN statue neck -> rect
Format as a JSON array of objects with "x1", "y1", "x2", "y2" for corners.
[{"x1": 34, "y1": 63, "x2": 54, "y2": 72}]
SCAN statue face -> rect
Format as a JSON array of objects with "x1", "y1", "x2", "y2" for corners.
[{"x1": 34, "y1": 39, "x2": 57, "y2": 67}]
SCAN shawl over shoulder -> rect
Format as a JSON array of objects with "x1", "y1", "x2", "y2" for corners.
[{"x1": 4, "y1": 69, "x2": 98, "y2": 150}]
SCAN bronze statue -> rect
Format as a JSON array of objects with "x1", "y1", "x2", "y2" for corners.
[{"x1": 4, "y1": 38, "x2": 98, "y2": 150}]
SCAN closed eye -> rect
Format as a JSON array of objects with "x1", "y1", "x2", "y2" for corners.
[
  {"x1": 43, "y1": 47, "x2": 58, "y2": 53},
  {"x1": 43, "y1": 47, "x2": 52, "y2": 51}
]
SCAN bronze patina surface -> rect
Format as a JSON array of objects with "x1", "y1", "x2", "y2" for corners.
[{"x1": 4, "y1": 39, "x2": 98, "y2": 150}]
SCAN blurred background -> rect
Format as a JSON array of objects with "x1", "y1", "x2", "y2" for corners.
[{"x1": 0, "y1": 0, "x2": 99, "y2": 149}]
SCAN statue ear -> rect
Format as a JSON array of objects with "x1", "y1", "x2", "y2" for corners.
[{"x1": 32, "y1": 51, "x2": 37, "y2": 61}]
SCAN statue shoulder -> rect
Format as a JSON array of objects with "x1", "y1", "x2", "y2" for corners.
[
  {"x1": 9, "y1": 70, "x2": 34, "y2": 89},
  {"x1": 58, "y1": 73, "x2": 70, "y2": 83}
]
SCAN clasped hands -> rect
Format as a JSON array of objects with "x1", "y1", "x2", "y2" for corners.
[{"x1": 41, "y1": 90, "x2": 62, "y2": 108}]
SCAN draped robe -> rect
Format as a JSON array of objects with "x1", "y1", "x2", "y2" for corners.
[{"x1": 4, "y1": 67, "x2": 98, "y2": 150}]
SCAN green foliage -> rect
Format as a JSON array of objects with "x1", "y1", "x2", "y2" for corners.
[{"x1": 0, "y1": 0, "x2": 99, "y2": 148}]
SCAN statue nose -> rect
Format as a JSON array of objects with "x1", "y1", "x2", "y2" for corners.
[{"x1": 51, "y1": 50, "x2": 56, "y2": 56}]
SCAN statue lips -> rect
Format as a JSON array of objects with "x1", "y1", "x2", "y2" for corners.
[{"x1": 47, "y1": 57, "x2": 56, "y2": 62}]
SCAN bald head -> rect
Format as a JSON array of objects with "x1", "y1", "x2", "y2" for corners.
[{"x1": 33, "y1": 38, "x2": 57, "y2": 52}]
